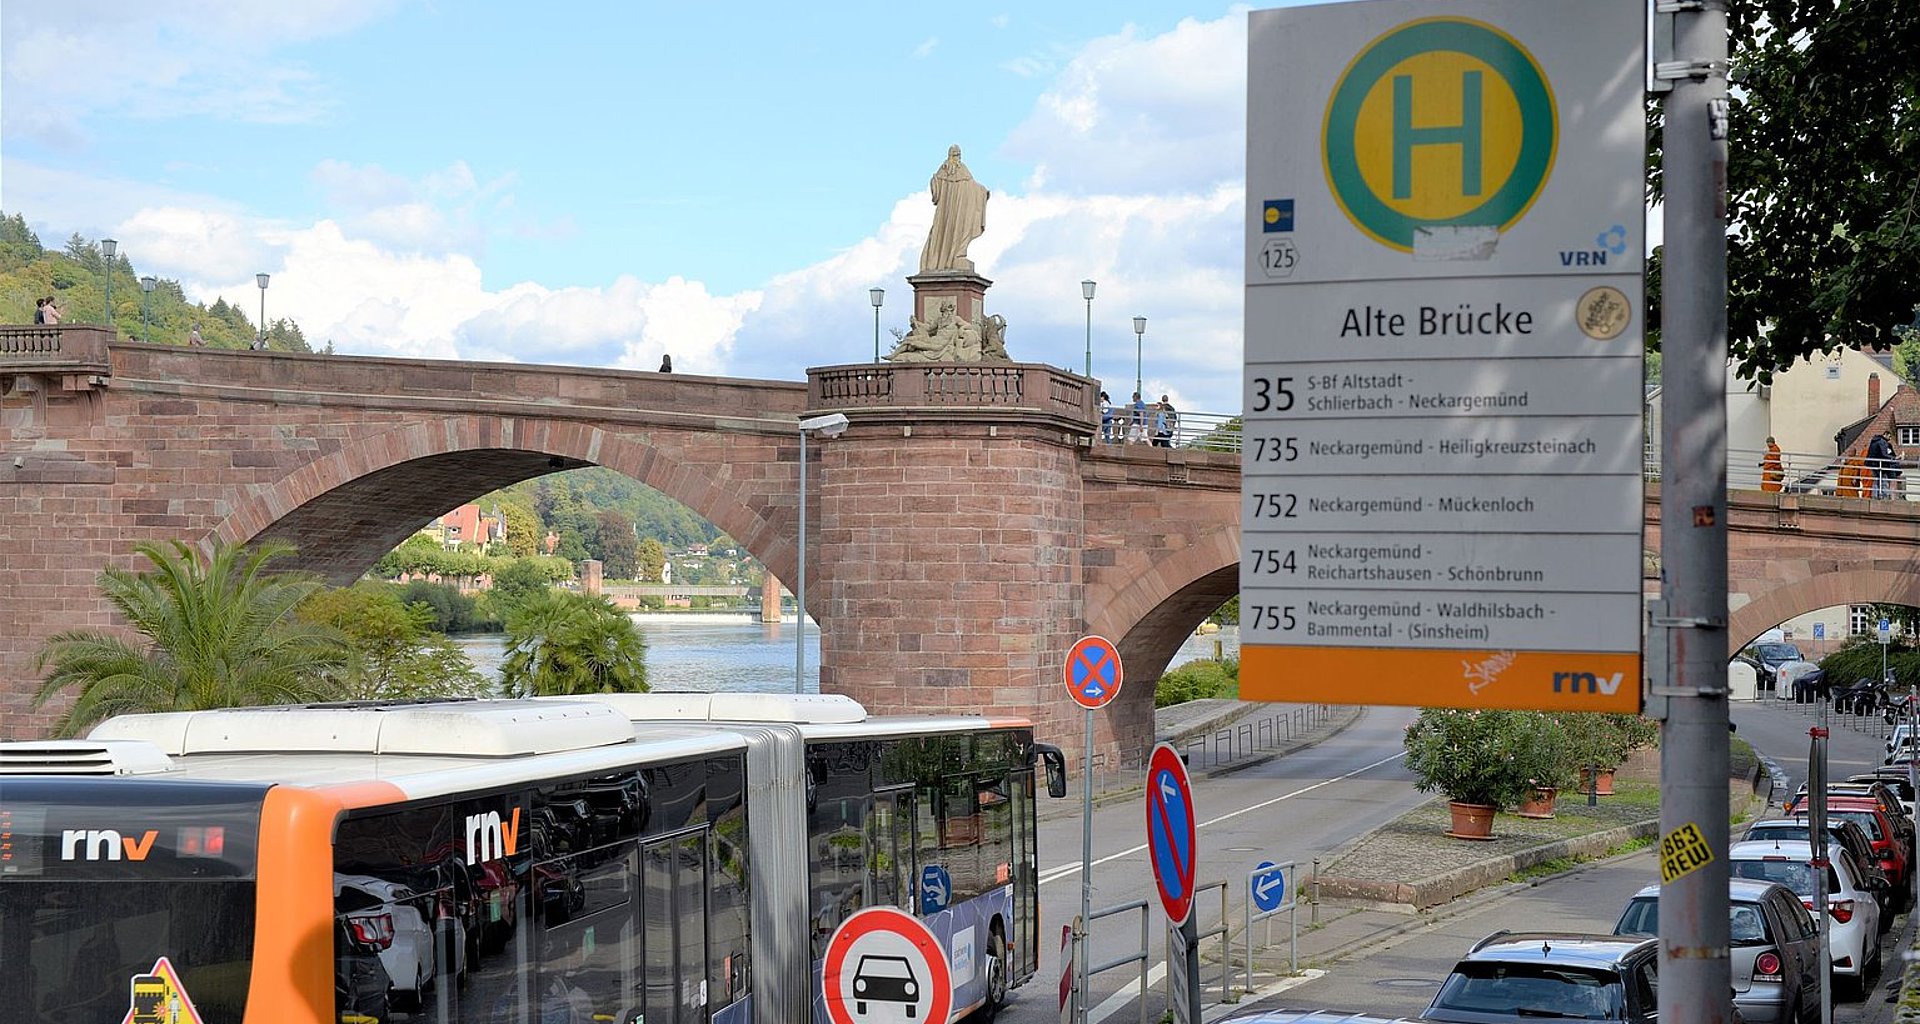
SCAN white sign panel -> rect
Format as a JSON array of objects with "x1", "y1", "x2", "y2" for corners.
[{"x1": 1242, "y1": 0, "x2": 1645, "y2": 712}]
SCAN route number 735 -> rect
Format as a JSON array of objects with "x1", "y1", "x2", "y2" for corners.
[{"x1": 1251, "y1": 376, "x2": 1294, "y2": 413}]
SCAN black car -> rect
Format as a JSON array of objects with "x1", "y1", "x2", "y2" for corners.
[
  {"x1": 1750, "y1": 642, "x2": 1804, "y2": 679},
  {"x1": 334, "y1": 916, "x2": 394, "y2": 1024},
  {"x1": 1426, "y1": 932, "x2": 1658, "y2": 1023}
]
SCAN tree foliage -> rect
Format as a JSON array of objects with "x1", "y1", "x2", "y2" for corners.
[
  {"x1": 1648, "y1": 5, "x2": 1920, "y2": 379},
  {"x1": 297, "y1": 584, "x2": 487, "y2": 699},
  {"x1": 32, "y1": 541, "x2": 352, "y2": 737},
  {"x1": 596, "y1": 509, "x2": 639, "y2": 580},
  {"x1": 500, "y1": 590, "x2": 649, "y2": 697}
]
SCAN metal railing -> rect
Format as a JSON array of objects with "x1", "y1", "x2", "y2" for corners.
[
  {"x1": 1180, "y1": 705, "x2": 1333, "y2": 771},
  {"x1": 1167, "y1": 881, "x2": 1235, "y2": 1010},
  {"x1": 1085, "y1": 899, "x2": 1153, "y2": 1024},
  {"x1": 1094, "y1": 409, "x2": 1241, "y2": 451},
  {"x1": 1240, "y1": 860, "x2": 1300, "y2": 987},
  {"x1": 1646, "y1": 444, "x2": 1915, "y2": 499}
]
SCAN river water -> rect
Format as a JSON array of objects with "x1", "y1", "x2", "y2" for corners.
[{"x1": 454, "y1": 615, "x2": 1240, "y2": 693}]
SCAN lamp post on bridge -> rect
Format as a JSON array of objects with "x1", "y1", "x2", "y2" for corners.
[
  {"x1": 870, "y1": 288, "x2": 885, "y2": 363},
  {"x1": 1081, "y1": 280, "x2": 1096, "y2": 377},
  {"x1": 139, "y1": 276, "x2": 156, "y2": 342},
  {"x1": 795, "y1": 413, "x2": 850, "y2": 693},
  {"x1": 101, "y1": 239, "x2": 118, "y2": 331},
  {"x1": 1132, "y1": 315, "x2": 1147, "y2": 401},
  {"x1": 255, "y1": 273, "x2": 271, "y2": 350}
]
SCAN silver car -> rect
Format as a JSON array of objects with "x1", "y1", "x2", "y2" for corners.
[{"x1": 1613, "y1": 879, "x2": 1820, "y2": 1024}]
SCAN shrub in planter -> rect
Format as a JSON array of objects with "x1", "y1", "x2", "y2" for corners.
[
  {"x1": 1556, "y1": 712, "x2": 1659, "y2": 773},
  {"x1": 1403, "y1": 709, "x2": 1540, "y2": 810}
]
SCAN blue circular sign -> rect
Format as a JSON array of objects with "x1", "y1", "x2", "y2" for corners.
[
  {"x1": 1066, "y1": 634, "x2": 1124, "y2": 709},
  {"x1": 1250, "y1": 861, "x2": 1287, "y2": 913}
]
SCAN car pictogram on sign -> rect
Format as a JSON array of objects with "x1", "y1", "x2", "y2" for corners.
[
  {"x1": 854, "y1": 955, "x2": 920, "y2": 1017},
  {"x1": 823, "y1": 906, "x2": 952, "y2": 1024}
]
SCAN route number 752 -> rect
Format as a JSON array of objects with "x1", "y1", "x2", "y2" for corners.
[{"x1": 1251, "y1": 376, "x2": 1294, "y2": 413}]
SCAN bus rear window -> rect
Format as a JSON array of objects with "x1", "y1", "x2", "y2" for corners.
[{"x1": 0, "y1": 780, "x2": 266, "y2": 1024}]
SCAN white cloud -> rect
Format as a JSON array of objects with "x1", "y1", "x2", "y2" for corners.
[
  {"x1": 0, "y1": 0, "x2": 401, "y2": 142},
  {"x1": 913, "y1": 36, "x2": 940, "y2": 59}
]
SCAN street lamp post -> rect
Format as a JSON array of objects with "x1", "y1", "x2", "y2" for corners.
[
  {"x1": 139, "y1": 276, "x2": 157, "y2": 342},
  {"x1": 101, "y1": 239, "x2": 118, "y2": 330},
  {"x1": 255, "y1": 273, "x2": 271, "y2": 350},
  {"x1": 795, "y1": 412, "x2": 850, "y2": 693},
  {"x1": 1132, "y1": 316, "x2": 1147, "y2": 400},
  {"x1": 1081, "y1": 280, "x2": 1096, "y2": 377},
  {"x1": 870, "y1": 288, "x2": 885, "y2": 363}
]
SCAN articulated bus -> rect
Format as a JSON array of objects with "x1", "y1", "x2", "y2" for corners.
[{"x1": 0, "y1": 694, "x2": 1066, "y2": 1024}]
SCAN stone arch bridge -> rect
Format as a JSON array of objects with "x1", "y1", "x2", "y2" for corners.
[{"x1": 0, "y1": 328, "x2": 1235, "y2": 769}]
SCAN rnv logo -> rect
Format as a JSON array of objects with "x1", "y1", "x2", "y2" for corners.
[
  {"x1": 1553, "y1": 671, "x2": 1624, "y2": 696},
  {"x1": 465, "y1": 807, "x2": 522, "y2": 862},
  {"x1": 60, "y1": 828, "x2": 159, "y2": 861}
]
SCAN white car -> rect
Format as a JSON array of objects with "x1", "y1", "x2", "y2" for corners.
[
  {"x1": 1728, "y1": 840, "x2": 1885, "y2": 998},
  {"x1": 337, "y1": 872, "x2": 439, "y2": 1009}
]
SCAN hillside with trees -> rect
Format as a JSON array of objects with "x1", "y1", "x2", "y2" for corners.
[{"x1": 1, "y1": 213, "x2": 311, "y2": 351}]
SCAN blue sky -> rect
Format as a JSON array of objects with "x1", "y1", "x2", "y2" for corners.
[{"x1": 4, "y1": 0, "x2": 1277, "y2": 413}]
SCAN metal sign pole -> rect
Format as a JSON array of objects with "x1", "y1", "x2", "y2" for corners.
[
  {"x1": 1078, "y1": 706, "x2": 1093, "y2": 1024},
  {"x1": 1176, "y1": 916, "x2": 1201, "y2": 1024},
  {"x1": 1810, "y1": 725, "x2": 1830, "y2": 1024},
  {"x1": 1656, "y1": 0, "x2": 1732, "y2": 1022}
]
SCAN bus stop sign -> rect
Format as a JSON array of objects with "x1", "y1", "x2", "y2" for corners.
[
  {"x1": 823, "y1": 906, "x2": 953, "y2": 1024},
  {"x1": 1147, "y1": 742, "x2": 1198, "y2": 924},
  {"x1": 1065, "y1": 634, "x2": 1124, "y2": 710}
]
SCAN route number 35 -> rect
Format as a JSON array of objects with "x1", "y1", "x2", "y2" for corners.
[{"x1": 1251, "y1": 377, "x2": 1294, "y2": 413}]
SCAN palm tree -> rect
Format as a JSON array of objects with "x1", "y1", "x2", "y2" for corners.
[
  {"x1": 33, "y1": 540, "x2": 352, "y2": 737},
  {"x1": 500, "y1": 590, "x2": 649, "y2": 696}
]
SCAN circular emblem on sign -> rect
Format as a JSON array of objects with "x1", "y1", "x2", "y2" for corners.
[
  {"x1": 1575, "y1": 285, "x2": 1632, "y2": 340},
  {"x1": 823, "y1": 907, "x2": 953, "y2": 1024},
  {"x1": 1322, "y1": 17, "x2": 1558, "y2": 252}
]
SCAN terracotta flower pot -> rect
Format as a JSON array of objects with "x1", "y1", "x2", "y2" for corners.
[
  {"x1": 1517, "y1": 787, "x2": 1558, "y2": 819},
  {"x1": 1578, "y1": 767, "x2": 1616, "y2": 796},
  {"x1": 1446, "y1": 800, "x2": 1497, "y2": 840}
]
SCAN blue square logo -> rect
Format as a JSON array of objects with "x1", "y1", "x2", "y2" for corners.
[{"x1": 1262, "y1": 199, "x2": 1294, "y2": 233}]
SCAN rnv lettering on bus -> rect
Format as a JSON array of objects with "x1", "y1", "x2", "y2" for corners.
[
  {"x1": 60, "y1": 828, "x2": 159, "y2": 861},
  {"x1": 465, "y1": 807, "x2": 522, "y2": 862}
]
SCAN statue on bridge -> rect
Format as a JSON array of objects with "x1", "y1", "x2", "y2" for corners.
[
  {"x1": 885, "y1": 302, "x2": 1013, "y2": 363},
  {"x1": 920, "y1": 145, "x2": 989, "y2": 274}
]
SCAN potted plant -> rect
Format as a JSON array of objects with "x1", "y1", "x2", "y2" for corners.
[
  {"x1": 1559, "y1": 713, "x2": 1659, "y2": 796},
  {"x1": 1403, "y1": 710, "x2": 1537, "y2": 839},
  {"x1": 1513, "y1": 713, "x2": 1574, "y2": 818}
]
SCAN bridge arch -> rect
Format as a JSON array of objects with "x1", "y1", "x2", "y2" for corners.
[
  {"x1": 208, "y1": 413, "x2": 798, "y2": 591},
  {"x1": 1729, "y1": 561, "x2": 1920, "y2": 655},
  {"x1": 1086, "y1": 523, "x2": 1240, "y2": 689}
]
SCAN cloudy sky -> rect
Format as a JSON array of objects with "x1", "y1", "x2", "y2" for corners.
[{"x1": 2, "y1": 1, "x2": 1290, "y2": 413}]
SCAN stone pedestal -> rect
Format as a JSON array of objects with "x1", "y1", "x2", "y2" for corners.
[{"x1": 907, "y1": 272, "x2": 992, "y2": 326}]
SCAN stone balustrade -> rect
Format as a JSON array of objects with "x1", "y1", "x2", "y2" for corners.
[
  {"x1": 0, "y1": 325, "x2": 113, "y2": 375},
  {"x1": 808, "y1": 361, "x2": 1098, "y2": 435}
]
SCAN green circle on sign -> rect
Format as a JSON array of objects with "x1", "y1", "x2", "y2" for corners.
[{"x1": 1323, "y1": 17, "x2": 1557, "y2": 251}]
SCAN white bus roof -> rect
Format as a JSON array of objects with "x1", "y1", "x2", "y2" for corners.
[
  {"x1": 0, "y1": 699, "x2": 753, "y2": 802},
  {"x1": 573, "y1": 692, "x2": 1022, "y2": 740}
]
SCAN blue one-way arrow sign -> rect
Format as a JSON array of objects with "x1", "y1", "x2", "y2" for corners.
[{"x1": 1250, "y1": 861, "x2": 1286, "y2": 913}]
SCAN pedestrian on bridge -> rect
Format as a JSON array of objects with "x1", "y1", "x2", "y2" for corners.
[
  {"x1": 1870, "y1": 433, "x2": 1899, "y2": 499},
  {"x1": 1760, "y1": 436, "x2": 1783, "y2": 492}
]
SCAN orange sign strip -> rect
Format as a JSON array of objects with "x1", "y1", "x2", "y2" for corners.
[{"x1": 1240, "y1": 644, "x2": 1643, "y2": 713}]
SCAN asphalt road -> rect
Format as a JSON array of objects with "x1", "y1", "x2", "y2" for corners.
[{"x1": 996, "y1": 704, "x2": 1424, "y2": 1024}]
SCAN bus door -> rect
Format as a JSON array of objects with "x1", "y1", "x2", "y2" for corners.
[
  {"x1": 1010, "y1": 767, "x2": 1037, "y2": 978},
  {"x1": 868, "y1": 788, "x2": 914, "y2": 911},
  {"x1": 640, "y1": 827, "x2": 710, "y2": 1024},
  {"x1": 911, "y1": 783, "x2": 955, "y2": 979}
]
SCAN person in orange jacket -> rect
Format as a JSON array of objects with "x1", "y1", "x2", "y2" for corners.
[{"x1": 1760, "y1": 437, "x2": 1783, "y2": 492}]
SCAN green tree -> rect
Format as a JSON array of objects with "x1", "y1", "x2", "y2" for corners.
[
  {"x1": 298, "y1": 584, "x2": 487, "y2": 699},
  {"x1": 500, "y1": 590, "x2": 649, "y2": 696},
  {"x1": 1648, "y1": 5, "x2": 1920, "y2": 379},
  {"x1": 499, "y1": 501, "x2": 541, "y2": 558},
  {"x1": 491, "y1": 558, "x2": 552, "y2": 610},
  {"x1": 637, "y1": 538, "x2": 667, "y2": 583},
  {"x1": 32, "y1": 540, "x2": 351, "y2": 737},
  {"x1": 597, "y1": 509, "x2": 639, "y2": 580}
]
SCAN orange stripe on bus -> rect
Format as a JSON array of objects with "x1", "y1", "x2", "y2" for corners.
[
  {"x1": 985, "y1": 717, "x2": 1033, "y2": 729},
  {"x1": 1239, "y1": 645, "x2": 1643, "y2": 713},
  {"x1": 244, "y1": 781, "x2": 403, "y2": 1024}
]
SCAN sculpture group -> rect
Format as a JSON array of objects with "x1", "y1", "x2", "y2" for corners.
[{"x1": 887, "y1": 146, "x2": 1014, "y2": 364}]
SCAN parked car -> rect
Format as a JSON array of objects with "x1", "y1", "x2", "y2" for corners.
[
  {"x1": 333, "y1": 914, "x2": 394, "y2": 1024},
  {"x1": 1423, "y1": 932, "x2": 1658, "y2": 1023},
  {"x1": 1783, "y1": 797, "x2": 1912, "y2": 894},
  {"x1": 1743, "y1": 818, "x2": 1894, "y2": 917},
  {"x1": 336, "y1": 873, "x2": 437, "y2": 1011},
  {"x1": 1750, "y1": 642, "x2": 1805, "y2": 680},
  {"x1": 1847, "y1": 770, "x2": 1916, "y2": 819},
  {"x1": 1612, "y1": 879, "x2": 1822, "y2": 1024},
  {"x1": 1728, "y1": 840, "x2": 1884, "y2": 998}
]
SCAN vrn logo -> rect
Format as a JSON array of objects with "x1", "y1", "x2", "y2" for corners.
[
  {"x1": 464, "y1": 807, "x2": 522, "y2": 862},
  {"x1": 1562, "y1": 224, "x2": 1629, "y2": 267},
  {"x1": 60, "y1": 828, "x2": 159, "y2": 861},
  {"x1": 1553, "y1": 671, "x2": 1625, "y2": 696}
]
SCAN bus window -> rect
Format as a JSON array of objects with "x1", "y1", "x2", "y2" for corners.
[
  {"x1": 869, "y1": 790, "x2": 912, "y2": 912},
  {"x1": 641, "y1": 830, "x2": 709, "y2": 1024},
  {"x1": 708, "y1": 756, "x2": 751, "y2": 1011}
]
